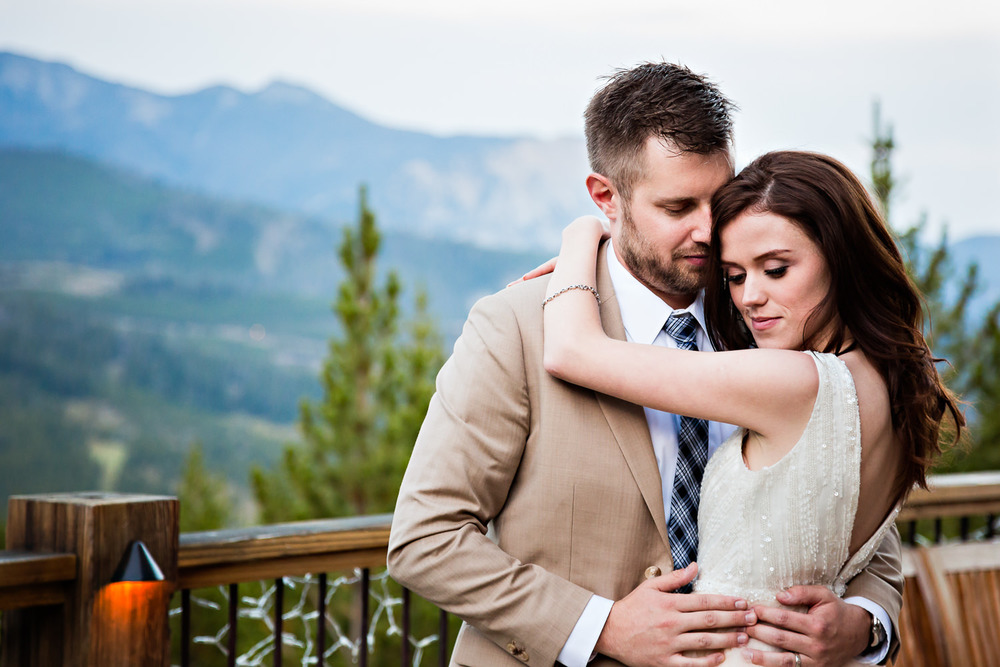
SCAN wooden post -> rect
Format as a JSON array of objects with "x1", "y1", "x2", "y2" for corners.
[{"x1": 1, "y1": 492, "x2": 178, "y2": 667}]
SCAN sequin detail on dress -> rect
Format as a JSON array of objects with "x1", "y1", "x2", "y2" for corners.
[{"x1": 694, "y1": 352, "x2": 899, "y2": 603}]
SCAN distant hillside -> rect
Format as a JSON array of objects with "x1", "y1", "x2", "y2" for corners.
[
  {"x1": 0, "y1": 148, "x2": 549, "y2": 516},
  {"x1": 0, "y1": 148, "x2": 548, "y2": 326},
  {"x1": 0, "y1": 51, "x2": 592, "y2": 251}
]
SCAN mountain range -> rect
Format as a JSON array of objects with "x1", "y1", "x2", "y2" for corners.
[
  {"x1": 0, "y1": 51, "x2": 591, "y2": 251},
  {"x1": 2, "y1": 51, "x2": 996, "y2": 299}
]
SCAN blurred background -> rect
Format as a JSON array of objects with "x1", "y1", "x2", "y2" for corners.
[{"x1": 1, "y1": 0, "x2": 998, "y2": 529}]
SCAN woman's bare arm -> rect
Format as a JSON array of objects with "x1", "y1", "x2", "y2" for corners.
[{"x1": 542, "y1": 216, "x2": 818, "y2": 441}]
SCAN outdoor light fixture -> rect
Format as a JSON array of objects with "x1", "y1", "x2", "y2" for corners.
[
  {"x1": 110, "y1": 540, "x2": 165, "y2": 584},
  {"x1": 96, "y1": 538, "x2": 170, "y2": 659}
]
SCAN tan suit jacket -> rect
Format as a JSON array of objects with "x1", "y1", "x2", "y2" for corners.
[{"x1": 388, "y1": 243, "x2": 903, "y2": 667}]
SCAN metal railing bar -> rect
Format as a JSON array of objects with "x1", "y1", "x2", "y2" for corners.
[
  {"x1": 181, "y1": 588, "x2": 191, "y2": 667},
  {"x1": 360, "y1": 568, "x2": 370, "y2": 667},
  {"x1": 402, "y1": 587, "x2": 411, "y2": 666},
  {"x1": 439, "y1": 609, "x2": 448, "y2": 667},
  {"x1": 275, "y1": 577, "x2": 283, "y2": 667},
  {"x1": 318, "y1": 573, "x2": 327, "y2": 666},
  {"x1": 228, "y1": 582, "x2": 238, "y2": 667}
]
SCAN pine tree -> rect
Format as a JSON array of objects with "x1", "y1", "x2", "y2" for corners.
[
  {"x1": 177, "y1": 442, "x2": 232, "y2": 531},
  {"x1": 252, "y1": 187, "x2": 444, "y2": 521},
  {"x1": 870, "y1": 102, "x2": 1000, "y2": 471}
]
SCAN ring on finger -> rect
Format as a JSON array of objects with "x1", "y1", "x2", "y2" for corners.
[{"x1": 793, "y1": 653, "x2": 802, "y2": 667}]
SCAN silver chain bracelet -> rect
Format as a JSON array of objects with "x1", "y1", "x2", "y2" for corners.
[{"x1": 542, "y1": 284, "x2": 601, "y2": 308}]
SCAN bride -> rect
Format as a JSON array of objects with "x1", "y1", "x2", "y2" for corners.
[{"x1": 540, "y1": 151, "x2": 963, "y2": 666}]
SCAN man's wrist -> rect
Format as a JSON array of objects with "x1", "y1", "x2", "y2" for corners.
[
  {"x1": 844, "y1": 597, "x2": 892, "y2": 664},
  {"x1": 845, "y1": 603, "x2": 873, "y2": 657},
  {"x1": 557, "y1": 595, "x2": 613, "y2": 667},
  {"x1": 856, "y1": 608, "x2": 888, "y2": 660}
]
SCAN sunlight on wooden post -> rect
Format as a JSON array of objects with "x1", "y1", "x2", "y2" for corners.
[{"x1": 1, "y1": 493, "x2": 178, "y2": 667}]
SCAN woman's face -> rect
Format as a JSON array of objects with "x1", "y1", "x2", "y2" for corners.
[{"x1": 719, "y1": 211, "x2": 832, "y2": 350}]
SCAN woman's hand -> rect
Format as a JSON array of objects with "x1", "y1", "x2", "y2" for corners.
[
  {"x1": 508, "y1": 217, "x2": 610, "y2": 286},
  {"x1": 509, "y1": 257, "x2": 557, "y2": 286},
  {"x1": 564, "y1": 215, "x2": 610, "y2": 244}
]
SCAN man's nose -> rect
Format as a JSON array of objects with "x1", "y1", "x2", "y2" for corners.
[{"x1": 690, "y1": 206, "x2": 712, "y2": 245}]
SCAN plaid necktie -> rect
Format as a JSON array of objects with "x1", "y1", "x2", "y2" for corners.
[{"x1": 663, "y1": 312, "x2": 709, "y2": 592}]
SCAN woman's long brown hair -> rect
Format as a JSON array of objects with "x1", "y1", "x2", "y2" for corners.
[{"x1": 705, "y1": 151, "x2": 964, "y2": 505}]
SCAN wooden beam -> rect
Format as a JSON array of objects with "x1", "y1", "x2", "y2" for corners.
[
  {"x1": 901, "y1": 541, "x2": 1000, "y2": 578},
  {"x1": 0, "y1": 552, "x2": 76, "y2": 587},
  {"x1": 179, "y1": 514, "x2": 391, "y2": 568},
  {"x1": 898, "y1": 500, "x2": 1000, "y2": 521},
  {"x1": 0, "y1": 583, "x2": 70, "y2": 609},
  {"x1": 905, "y1": 471, "x2": 1000, "y2": 507},
  {"x1": 897, "y1": 471, "x2": 1000, "y2": 522},
  {"x1": 179, "y1": 547, "x2": 388, "y2": 589},
  {"x1": 0, "y1": 552, "x2": 77, "y2": 610}
]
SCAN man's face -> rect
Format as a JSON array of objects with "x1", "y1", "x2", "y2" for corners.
[{"x1": 611, "y1": 137, "x2": 733, "y2": 309}]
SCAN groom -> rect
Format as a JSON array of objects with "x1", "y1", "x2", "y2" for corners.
[{"x1": 388, "y1": 62, "x2": 902, "y2": 667}]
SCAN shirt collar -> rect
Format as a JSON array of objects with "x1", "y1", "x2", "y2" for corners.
[{"x1": 606, "y1": 240, "x2": 708, "y2": 345}]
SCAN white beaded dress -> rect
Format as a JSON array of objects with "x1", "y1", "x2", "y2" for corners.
[{"x1": 693, "y1": 352, "x2": 900, "y2": 665}]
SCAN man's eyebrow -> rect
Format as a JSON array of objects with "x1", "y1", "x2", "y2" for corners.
[{"x1": 652, "y1": 196, "x2": 697, "y2": 207}]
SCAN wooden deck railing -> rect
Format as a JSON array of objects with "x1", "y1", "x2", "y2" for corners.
[
  {"x1": 178, "y1": 514, "x2": 391, "y2": 589},
  {"x1": 175, "y1": 514, "x2": 409, "y2": 667},
  {"x1": 898, "y1": 471, "x2": 1000, "y2": 544},
  {"x1": 1, "y1": 471, "x2": 998, "y2": 666},
  {"x1": 896, "y1": 541, "x2": 1000, "y2": 666},
  {"x1": 0, "y1": 551, "x2": 76, "y2": 610}
]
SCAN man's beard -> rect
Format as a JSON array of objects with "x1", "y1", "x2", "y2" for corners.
[{"x1": 617, "y1": 212, "x2": 708, "y2": 299}]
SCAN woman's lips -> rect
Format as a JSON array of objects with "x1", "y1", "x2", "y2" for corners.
[{"x1": 750, "y1": 316, "x2": 779, "y2": 331}]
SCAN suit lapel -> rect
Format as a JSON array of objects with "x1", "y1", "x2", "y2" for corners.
[{"x1": 594, "y1": 243, "x2": 671, "y2": 551}]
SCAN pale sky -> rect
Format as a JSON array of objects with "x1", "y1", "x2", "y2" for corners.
[{"x1": 2, "y1": 0, "x2": 999, "y2": 241}]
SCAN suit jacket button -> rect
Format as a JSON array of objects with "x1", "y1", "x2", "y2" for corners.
[
  {"x1": 506, "y1": 640, "x2": 529, "y2": 662},
  {"x1": 645, "y1": 565, "x2": 662, "y2": 579}
]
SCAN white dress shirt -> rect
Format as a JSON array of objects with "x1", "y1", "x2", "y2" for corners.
[{"x1": 557, "y1": 243, "x2": 890, "y2": 666}]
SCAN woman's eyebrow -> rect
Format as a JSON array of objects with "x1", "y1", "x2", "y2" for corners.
[
  {"x1": 752, "y1": 248, "x2": 792, "y2": 262},
  {"x1": 720, "y1": 248, "x2": 792, "y2": 268}
]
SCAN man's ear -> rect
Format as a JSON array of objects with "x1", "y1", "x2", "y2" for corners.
[{"x1": 586, "y1": 173, "x2": 621, "y2": 222}]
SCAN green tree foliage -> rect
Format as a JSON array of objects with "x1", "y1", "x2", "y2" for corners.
[
  {"x1": 177, "y1": 442, "x2": 232, "y2": 531},
  {"x1": 252, "y1": 187, "x2": 444, "y2": 521},
  {"x1": 871, "y1": 103, "x2": 1000, "y2": 471},
  {"x1": 0, "y1": 368, "x2": 102, "y2": 517}
]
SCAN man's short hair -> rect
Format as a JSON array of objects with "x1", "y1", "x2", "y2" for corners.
[{"x1": 584, "y1": 62, "x2": 736, "y2": 201}]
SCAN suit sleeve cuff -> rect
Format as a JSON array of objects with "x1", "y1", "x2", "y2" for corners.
[
  {"x1": 844, "y1": 596, "x2": 892, "y2": 664},
  {"x1": 557, "y1": 595, "x2": 614, "y2": 667}
]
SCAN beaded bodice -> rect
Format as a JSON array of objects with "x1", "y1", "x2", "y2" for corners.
[{"x1": 693, "y1": 352, "x2": 900, "y2": 603}]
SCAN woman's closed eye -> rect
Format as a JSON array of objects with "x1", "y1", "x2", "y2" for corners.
[
  {"x1": 725, "y1": 272, "x2": 746, "y2": 286},
  {"x1": 764, "y1": 266, "x2": 788, "y2": 278}
]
